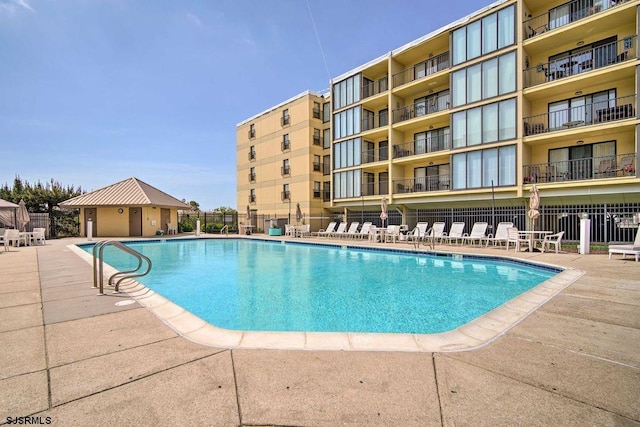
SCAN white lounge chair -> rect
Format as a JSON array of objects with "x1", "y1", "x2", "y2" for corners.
[
  {"x1": 542, "y1": 231, "x2": 564, "y2": 253},
  {"x1": 443, "y1": 222, "x2": 465, "y2": 245},
  {"x1": 348, "y1": 222, "x2": 372, "y2": 239},
  {"x1": 505, "y1": 227, "x2": 529, "y2": 252},
  {"x1": 429, "y1": 222, "x2": 446, "y2": 243},
  {"x1": 330, "y1": 222, "x2": 348, "y2": 238},
  {"x1": 406, "y1": 222, "x2": 429, "y2": 243},
  {"x1": 608, "y1": 226, "x2": 640, "y2": 262},
  {"x1": 462, "y1": 222, "x2": 488, "y2": 246},
  {"x1": 313, "y1": 221, "x2": 336, "y2": 237},
  {"x1": 341, "y1": 222, "x2": 360, "y2": 239},
  {"x1": 484, "y1": 222, "x2": 513, "y2": 247}
]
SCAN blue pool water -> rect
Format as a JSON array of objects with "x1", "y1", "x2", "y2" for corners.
[{"x1": 82, "y1": 239, "x2": 558, "y2": 334}]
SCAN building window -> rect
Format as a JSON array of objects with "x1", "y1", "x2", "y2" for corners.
[
  {"x1": 281, "y1": 109, "x2": 290, "y2": 126},
  {"x1": 282, "y1": 184, "x2": 290, "y2": 201},
  {"x1": 282, "y1": 134, "x2": 290, "y2": 151},
  {"x1": 249, "y1": 189, "x2": 256, "y2": 203},
  {"x1": 313, "y1": 181, "x2": 321, "y2": 198},
  {"x1": 313, "y1": 155, "x2": 321, "y2": 172},
  {"x1": 323, "y1": 128, "x2": 331, "y2": 149},
  {"x1": 313, "y1": 128, "x2": 321, "y2": 145},
  {"x1": 333, "y1": 106, "x2": 361, "y2": 140},
  {"x1": 248, "y1": 167, "x2": 255, "y2": 182},
  {"x1": 323, "y1": 155, "x2": 331, "y2": 175},
  {"x1": 313, "y1": 102, "x2": 321, "y2": 119},
  {"x1": 323, "y1": 181, "x2": 331, "y2": 201},
  {"x1": 452, "y1": 4, "x2": 515, "y2": 66},
  {"x1": 452, "y1": 145, "x2": 516, "y2": 189},
  {"x1": 333, "y1": 170, "x2": 361, "y2": 199},
  {"x1": 452, "y1": 98, "x2": 516, "y2": 148},
  {"x1": 248, "y1": 124, "x2": 255, "y2": 139},
  {"x1": 281, "y1": 159, "x2": 290, "y2": 176},
  {"x1": 333, "y1": 74, "x2": 361, "y2": 110},
  {"x1": 334, "y1": 137, "x2": 362, "y2": 169},
  {"x1": 323, "y1": 101, "x2": 331, "y2": 123},
  {"x1": 248, "y1": 145, "x2": 256, "y2": 161},
  {"x1": 452, "y1": 51, "x2": 516, "y2": 107}
]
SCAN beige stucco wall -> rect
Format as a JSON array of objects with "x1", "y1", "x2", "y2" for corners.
[{"x1": 79, "y1": 206, "x2": 179, "y2": 238}]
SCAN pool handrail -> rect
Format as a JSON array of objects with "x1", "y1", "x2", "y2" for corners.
[{"x1": 92, "y1": 239, "x2": 152, "y2": 295}]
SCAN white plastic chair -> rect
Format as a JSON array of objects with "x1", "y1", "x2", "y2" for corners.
[
  {"x1": 32, "y1": 228, "x2": 46, "y2": 245},
  {"x1": 406, "y1": 222, "x2": 429, "y2": 243},
  {"x1": 443, "y1": 222, "x2": 465, "y2": 245},
  {"x1": 385, "y1": 225, "x2": 401, "y2": 243},
  {"x1": 542, "y1": 231, "x2": 564, "y2": 253},
  {"x1": 505, "y1": 227, "x2": 529, "y2": 252},
  {"x1": 462, "y1": 222, "x2": 488, "y2": 246},
  {"x1": 484, "y1": 222, "x2": 514, "y2": 247},
  {"x1": 167, "y1": 223, "x2": 177, "y2": 235},
  {"x1": 313, "y1": 221, "x2": 336, "y2": 237}
]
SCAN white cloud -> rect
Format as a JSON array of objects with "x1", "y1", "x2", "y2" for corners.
[
  {"x1": 0, "y1": 0, "x2": 35, "y2": 14},
  {"x1": 186, "y1": 12, "x2": 202, "y2": 28}
]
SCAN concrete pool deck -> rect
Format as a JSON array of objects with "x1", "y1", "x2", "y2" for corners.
[{"x1": 1, "y1": 236, "x2": 639, "y2": 425}]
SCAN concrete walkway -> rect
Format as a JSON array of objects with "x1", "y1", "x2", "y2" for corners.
[{"x1": 0, "y1": 237, "x2": 638, "y2": 426}]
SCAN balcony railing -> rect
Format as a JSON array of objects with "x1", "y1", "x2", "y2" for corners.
[
  {"x1": 362, "y1": 146, "x2": 389, "y2": 164},
  {"x1": 393, "y1": 133, "x2": 451, "y2": 159},
  {"x1": 313, "y1": 136, "x2": 321, "y2": 145},
  {"x1": 361, "y1": 181, "x2": 389, "y2": 196},
  {"x1": 248, "y1": 173, "x2": 256, "y2": 182},
  {"x1": 392, "y1": 51, "x2": 450, "y2": 87},
  {"x1": 393, "y1": 91, "x2": 450, "y2": 123},
  {"x1": 322, "y1": 189, "x2": 331, "y2": 201},
  {"x1": 248, "y1": 129, "x2": 255, "y2": 139},
  {"x1": 524, "y1": 36, "x2": 636, "y2": 87},
  {"x1": 248, "y1": 195, "x2": 256, "y2": 203},
  {"x1": 281, "y1": 191, "x2": 290, "y2": 201},
  {"x1": 393, "y1": 174, "x2": 451, "y2": 194},
  {"x1": 248, "y1": 151, "x2": 256, "y2": 161},
  {"x1": 524, "y1": 0, "x2": 632, "y2": 40},
  {"x1": 313, "y1": 162, "x2": 321, "y2": 172},
  {"x1": 281, "y1": 166, "x2": 290, "y2": 176},
  {"x1": 313, "y1": 107, "x2": 321, "y2": 119},
  {"x1": 281, "y1": 140, "x2": 290, "y2": 151},
  {"x1": 313, "y1": 190, "x2": 321, "y2": 198},
  {"x1": 524, "y1": 94, "x2": 636, "y2": 136},
  {"x1": 361, "y1": 110, "x2": 389, "y2": 131},
  {"x1": 362, "y1": 77, "x2": 389, "y2": 100},
  {"x1": 523, "y1": 152, "x2": 637, "y2": 184},
  {"x1": 281, "y1": 116, "x2": 290, "y2": 126}
]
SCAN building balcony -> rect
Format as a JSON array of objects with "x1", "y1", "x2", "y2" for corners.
[
  {"x1": 248, "y1": 151, "x2": 256, "y2": 161},
  {"x1": 248, "y1": 195, "x2": 256, "y2": 203},
  {"x1": 281, "y1": 191, "x2": 290, "y2": 201},
  {"x1": 313, "y1": 162, "x2": 321, "y2": 172},
  {"x1": 281, "y1": 116, "x2": 290, "y2": 126},
  {"x1": 393, "y1": 175, "x2": 450, "y2": 194},
  {"x1": 248, "y1": 129, "x2": 255, "y2": 139},
  {"x1": 361, "y1": 111, "x2": 389, "y2": 132},
  {"x1": 523, "y1": 94, "x2": 636, "y2": 137},
  {"x1": 361, "y1": 181, "x2": 389, "y2": 197},
  {"x1": 281, "y1": 166, "x2": 290, "y2": 176},
  {"x1": 322, "y1": 189, "x2": 331, "y2": 202},
  {"x1": 392, "y1": 51, "x2": 449, "y2": 88},
  {"x1": 281, "y1": 140, "x2": 290, "y2": 151},
  {"x1": 523, "y1": 152, "x2": 637, "y2": 184},
  {"x1": 248, "y1": 173, "x2": 256, "y2": 182},
  {"x1": 524, "y1": 0, "x2": 633, "y2": 41},
  {"x1": 313, "y1": 107, "x2": 321, "y2": 119},
  {"x1": 362, "y1": 76, "x2": 389, "y2": 99},
  {"x1": 362, "y1": 147, "x2": 389, "y2": 165},
  {"x1": 393, "y1": 91, "x2": 450, "y2": 124},
  {"x1": 313, "y1": 136, "x2": 321, "y2": 146},
  {"x1": 393, "y1": 134, "x2": 450, "y2": 159},
  {"x1": 524, "y1": 36, "x2": 636, "y2": 88}
]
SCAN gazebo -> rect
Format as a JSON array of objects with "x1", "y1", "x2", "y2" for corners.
[
  {"x1": 0, "y1": 198, "x2": 19, "y2": 228},
  {"x1": 59, "y1": 177, "x2": 190, "y2": 238}
]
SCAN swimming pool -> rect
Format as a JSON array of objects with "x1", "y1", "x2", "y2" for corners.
[{"x1": 81, "y1": 238, "x2": 560, "y2": 335}]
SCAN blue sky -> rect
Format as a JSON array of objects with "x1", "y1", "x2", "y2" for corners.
[{"x1": 1, "y1": 0, "x2": 491, "y2": 210}]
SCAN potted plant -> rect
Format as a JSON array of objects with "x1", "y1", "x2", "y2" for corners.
[
  {"x1": 268, "y1": 220, "x2": 282, "y2": 236},
  {"x1": 623, "y1": 165, "x2": 635, "y2": 175}
]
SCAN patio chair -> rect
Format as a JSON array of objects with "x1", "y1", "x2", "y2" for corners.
[
  {"x1": 5, "y1": 229, "x2": 21, "y2": 248},
  {"x1": 484, "y1": 222, "x2": 514, "y2": 247},
  {"x1": 442, "y1": 222, "x2": 465, "y2": 245},
  {"x1": 32, "y1": 228, "x2": 46, "y2": 245},
  {"x1": 608, "y1": 226, "x2": 640, "y2": 262},
  {"x1": 505, "y1": 227, "x2": 529, "y2": 252},
  {"x1": 312, "y1": 221, "x2": 336, "y2": 237},
  {"x1": 462, "y1": 222, "x2": 488, "y2": 246},
  {"x1": 341, "y1": 222, "x2": 360, "y2": 239},
  {"x1": 297, "y1": 224, "x2": 311, "y2": 238},
  {"x1": 349, "y1": 222, "x2": 372, "y2": 239},
  {"x1": 385, "y1": 225, "x2": 401, "y2": 243},
  {"x1": 406, "y1": 222, "x2": 429, "y2": 244},
  {"x1": 0, "y1": 229, "x2": 8, "y2": 252},
  {"x1": 428, "y1": 222, "x2": 446, "y2": 244},
  {"x1": 329, "y1": 222, "x2": 348, "y2": 238},
  {"x1": 167, "y1": 223, "x2": 177, "y2": 235},
  {"x1": 284, "y1": 224, "x2": 295, "y2": 237},
  {"x1": 542, "y1": 231, "x2": 564, "y2": 253}
]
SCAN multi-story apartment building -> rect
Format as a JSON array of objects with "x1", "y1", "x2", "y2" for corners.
[
  {"x1": 236, "y1": 91, "x2": 331, "y2": 231},
  {"x1": 238, "y1": 0, "x2": 639, "y2": 242}
]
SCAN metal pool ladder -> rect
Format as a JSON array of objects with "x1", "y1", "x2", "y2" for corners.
[{"x1": 92, "y1": 240, "x2": 152, "y2": 295}]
